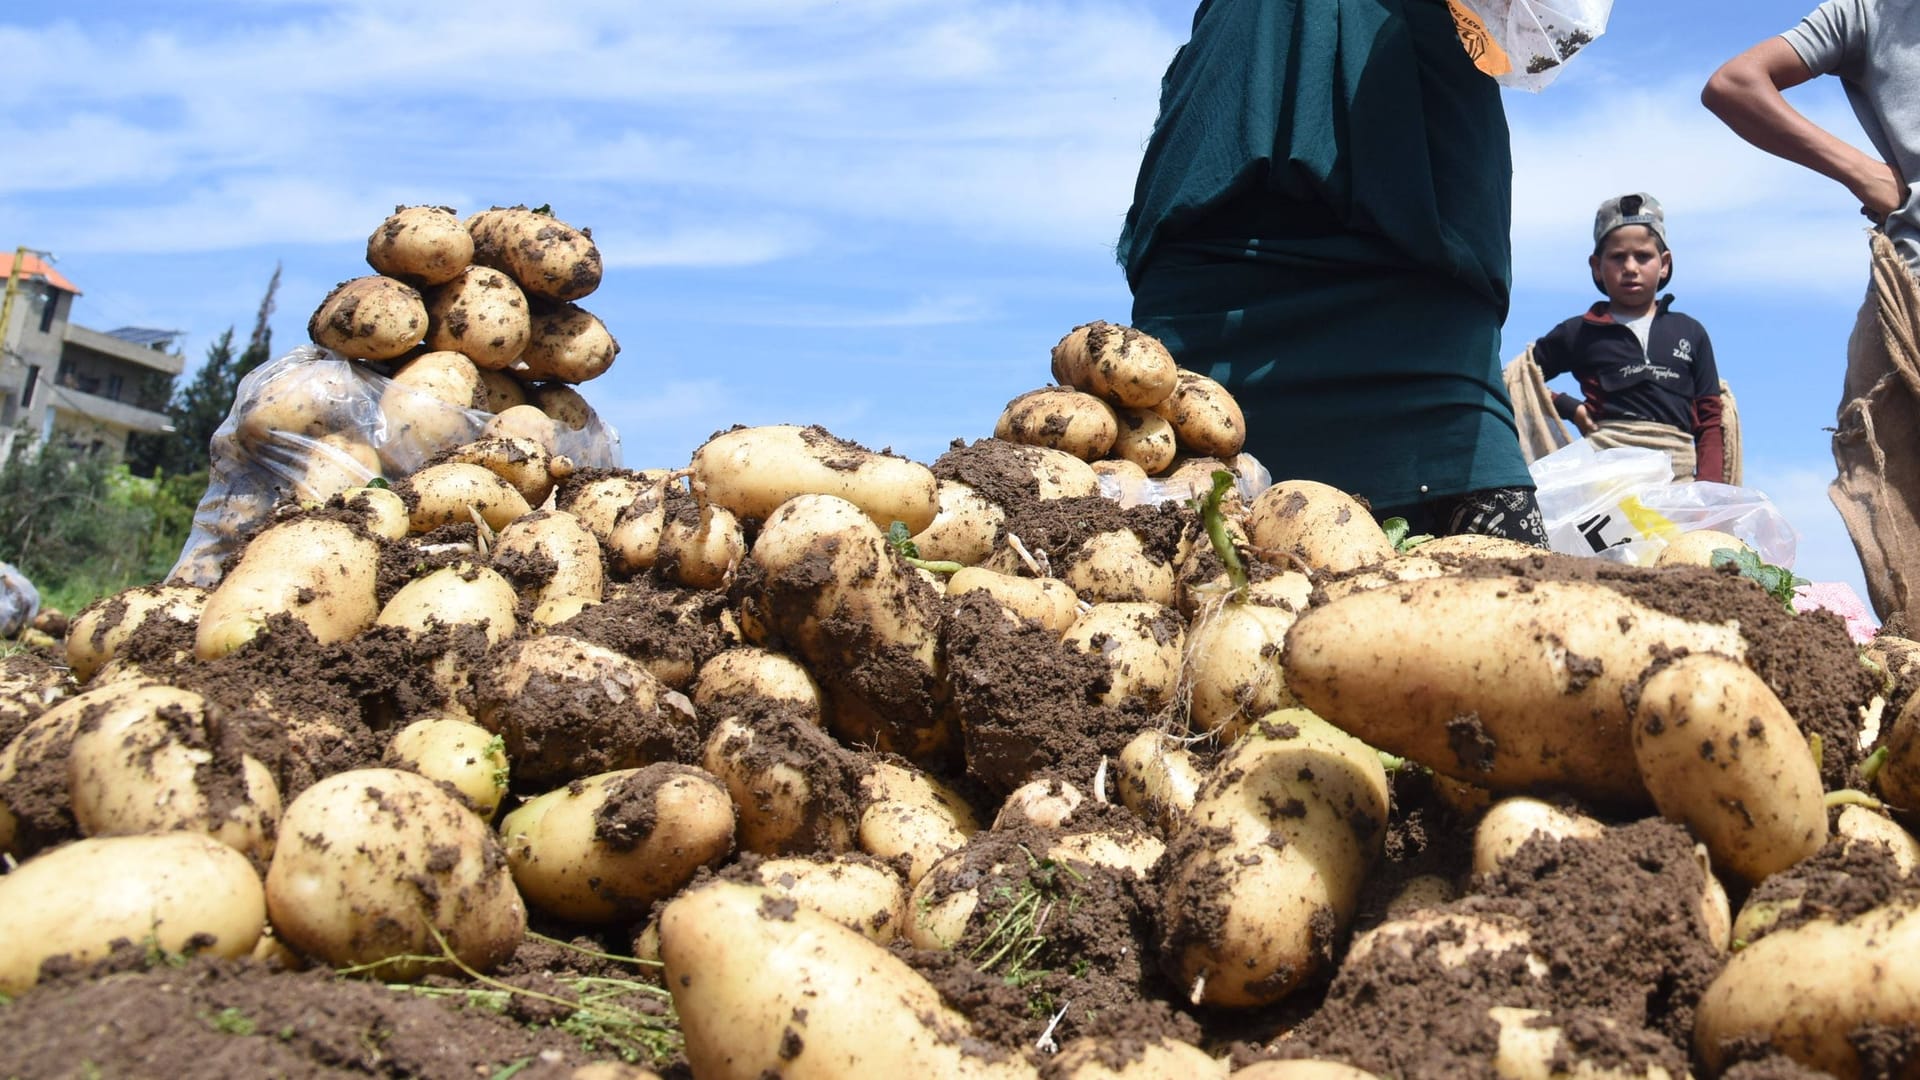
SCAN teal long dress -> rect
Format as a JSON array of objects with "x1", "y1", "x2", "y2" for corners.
[{"x1": 1121, "y1": 0, "x2": 1534, "y2": 517}]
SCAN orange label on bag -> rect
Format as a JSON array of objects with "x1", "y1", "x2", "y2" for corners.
[{"x1": 1447, "y1": 0, "x2": 1512, "y2": 78}]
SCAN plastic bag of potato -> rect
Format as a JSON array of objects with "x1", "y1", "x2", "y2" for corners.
[{"x1": 168, "y1": 344, "x2": 622, "y2": 586}]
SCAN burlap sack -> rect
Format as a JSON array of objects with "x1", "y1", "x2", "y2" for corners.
[
  {"x1": 1503, "y1": 345, "x2": 1742, "y2": 482},
  {"x1": 1830, "y1": 231, "x2": 1920, "y2": 621}
]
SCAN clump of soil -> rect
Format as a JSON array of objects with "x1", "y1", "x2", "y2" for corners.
[
  {"x1": 1740, "y1": 836, "x2": 1920, "y2": 941},
  {"x1": 552, "y1": 578, "x2": 735, "y2": 696},
  {"x1": 1282, "y1": 818, "x2": 1715, "y2": 1078}
]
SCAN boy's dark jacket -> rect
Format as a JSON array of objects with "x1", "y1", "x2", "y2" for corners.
[{"x1": 1533, "y1": 295, "x2": 1725, "y2": 483}]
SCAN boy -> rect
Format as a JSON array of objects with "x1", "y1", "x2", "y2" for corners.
[{"x1": 1531, "y1": 194, "x2": 1727, "y2": 484}]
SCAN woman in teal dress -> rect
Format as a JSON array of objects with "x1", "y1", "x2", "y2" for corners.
[{"x1": 1121, "y1": 0, "x2": 1546, "y2": 542}]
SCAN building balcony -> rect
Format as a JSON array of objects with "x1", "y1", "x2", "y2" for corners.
[
  {"x1": 44, "y1": 381, "x2": 174, "y2": 435},
  {"x1": 63, "y1": 323, "x2": 185, "y2": 376}
]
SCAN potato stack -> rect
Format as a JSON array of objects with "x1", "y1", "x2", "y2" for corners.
[
  {"x1": 993, "y1": 321, "x2": 1254, "y2": 502},
  {"x1": 172, "y1": 205, "x2": 621, "y2": 585},
  {"x1": 0, "y1": 294, "x2": 1902, "y2": 1079}
]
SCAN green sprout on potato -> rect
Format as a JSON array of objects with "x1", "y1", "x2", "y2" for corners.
[
  {"x1": 885, "y1": 521, "x2": 963, "y2": 575},
  {"x1": 1711, "y1": 547, "x2": 1808, "y2": 612},
  {"x1": 1191, "y1": 470, "x2": 1248, "y2": 599}
]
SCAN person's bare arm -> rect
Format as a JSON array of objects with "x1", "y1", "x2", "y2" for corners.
[{"x1": 1702, "y1": 36, "x2": 1905, "y2": 221}]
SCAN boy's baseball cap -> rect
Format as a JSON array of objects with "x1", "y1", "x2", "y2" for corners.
[{"x1": 1593, "y1": 193, "x2": 1667, "y2": 247}]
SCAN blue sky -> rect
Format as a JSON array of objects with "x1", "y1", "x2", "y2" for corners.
[{"x1": 0, "y1": 1, "x2": 1882, "y2": 598}]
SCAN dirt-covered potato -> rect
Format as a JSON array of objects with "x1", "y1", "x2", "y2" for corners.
[
  {"x1": 691, "y1": 424, "x2": 940, "y2": 535},
  {"x1": 0, "y1": 832, "x2": 266, "y2": 996},
  {"x1": 233, "y1": 355, "x2": 366, "y2": 450},
  {"x1": 1051, "y1": 321, "x2": 1179, "y2": 409},
  {"x1": 521, "y1": 302, "x2": 619, "y2": 384},
  {"x1": 493, "y1": 509, "x2": 604, "y2": 625},
  {"x1": 947, "y1": 567, "x2": 1080, "y2": 635},
  {"x1": 66, "y1": 584, "x2": 207, "y2": 684},
  {"x1": 467, "y1": 205, "x2": 604, "y2": 303},
  {"x1": 747, "y1": 854, "x2": 909, "y2": 944},
  {"x1": 693, "y1": 647, "x2": 826, "y2": 727},
  {"x1": 384, "y1": 715, "x2": 510, "y2": 818},
  {"x1": 1060, "y1": 528, "x2": 1178, "y2": 606},
  {"x1": 195, "y1": 517, "x2": 381, "y2": 660},
  {"x1": 857, "y1": 760, "x2": 981, "y2": 887},
  {"x1": 1062, "y1": 602, "x2": 1184, "y2": 712},
  {"x1": 405, "y1": 461, "x2": 534, "y2": 533},
  {"x1": 308, "y1": 275, "x2": 428, "y2": 361},
  {"x1": 425, "y1": 265, "x2": 531, "y2": 371},
  {"x1": 475, "y1": 634, "x2": 698, "y2": 788},
  {"x1": 439, "y1": 434, "x2": 568, "y2": 508},
  {"x1": 366, "y1": 205, "x2": 474, "y2": 286},
  {"x1": 1049, "y1": 1036, "x2": 1226, "y2": 1079},
  {"x1": 909, "y1": 480, "x2": 1007, "y2": 567},
  {"x1": 1471, "y1": 796, "x2": 1605, "y2": 877},
  {"x1": 293, "y1": 433, "x2": 381, "y2": 504},
  {"x1": 994, "y1": 388, "x2": 1120, "y2": 462},
  {"x1": 1183, "y1": 586, "x2": 1308, "y2": 741},
  {"x1": 266, "y1": 767, "x2": 525, "y2": 980},
  {"x1": 502, "y1": 765, "x2": 735, "y2": 924},
  {"x1": 1246, "y1": 480, "x2": 1394, "y2": 575},
  {"x1": 1656, "y1": 528, "x2": 1752, "y2": 568},
  {"x1": 375, "y1": 561, "x2": 518, "y2": 718},
  {"x1": 66, "y1": 683, "x2": 281, "y2": 865},
  {"x1": 660, "y1": 880, "x2": 1035, "y2": 1078},
  {"x1": 1152, "y1": 370, "x2": 1246, "y2": 458},
  {"x1": 701, "y1": 713, "x2": 864, "y2": 857},
  {"x1": 659, "y1": 501, "x2": 746, "y2": 591},
  {"x1": 1116, "y1": 730, "x2": 1204, "y2": 834},
  {"x1": 1110, "y1": 406, "x2": 1179, "y2": 474}
]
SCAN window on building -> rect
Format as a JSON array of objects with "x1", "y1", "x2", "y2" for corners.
[
  {"x1": 37, "y1": 290, "x2": 56, "y2": 334},
  {"x1": 107, "y1": 374, "x2": 124, "y2": 400},
  {"x1": 21, "y1": 365, "x2": 39, "y2": 408}
]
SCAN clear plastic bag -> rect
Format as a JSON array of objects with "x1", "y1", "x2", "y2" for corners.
[
  {"x1": 0, "y1": 562, "x2": 39, "y2": 639},
  {"x1": 170, "y1": 345, "x2": 623, "y2": 586},
  {"x1": 1097, "y1": 453, "x2": 1274, "y2": 509},
  {"x1": 1457, "y1": 0, "x2": 1613, "y2": 91},
  {"x1": 1530, "y1": 440, "x2": 1799, "y2": 568}
]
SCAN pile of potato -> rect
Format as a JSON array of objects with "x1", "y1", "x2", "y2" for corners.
[
  {"x1": 171, "y1": 205, "x2": 620, "y2": 585},
  {"x1": 7, "y1": 295, "x2": 1920, "y2": 1079}
]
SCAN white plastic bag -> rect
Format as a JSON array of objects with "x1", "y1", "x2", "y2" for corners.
[
  {"x1": 0, "y1": 562, "x2": 38, "y2": 639},
  {"x1": 170, "y1": 345, "x2": 624, "y2": 586},
  {"x1": 1530, "y1": 440, "x2": 1799, "y2": 568},
  {"x1": 1458, "y1": 0, "x2": 1613, "y2": 91}
]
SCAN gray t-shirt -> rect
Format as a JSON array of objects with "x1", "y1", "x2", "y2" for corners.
[{"x1": 1783, "y1": 0, "x2": 1920, "y2": 268}]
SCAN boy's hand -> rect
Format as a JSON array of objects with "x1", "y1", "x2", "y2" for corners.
[
  {"x1": 1573, "y1": 404, "x2": 1599, "y2": 435},
  {"x1": 1851, "y1": 160, "x2": 1906, "y2": 225}
]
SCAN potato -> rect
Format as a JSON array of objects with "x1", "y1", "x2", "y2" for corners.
[
  {"x1": 521, "y1": 302, "x2": 619, "y2": 384},
  {"x1": 1345, "y1": 909, "x2": 1547, "y2": 977},
  {"x1": 195, "y1": 517, "x2": 381, "y2": 660},
  {"x1": 1050, "y1": 321, "x2": 1179, "y2": 409},
  {"x1": 385, "y1": 716, "x2": 510, "y2": 819},
  {"x1": 1836, "y1": 803, "x2": 1920, "y2": 875},
  {"x1": 1152, "y1": 369, "x2": 1246, "y2": 457},
  {"x1": 1110, "y1": 406, "x2": 1179, "y2": 474},
  {"x1": 0, "y1": 692, "x2": 95, "y2": 856},
  {"x1": 375, "y1": 561, "x2": 518, "y2": 716},
  {"x1": 467, "y1": 205, "x2": 604, "y2": 302},
  {"x1": 441, "y1": 434, "x2": 568, "y2": 507},
  {"x1": 748, "y1": 494, "x2": 952, "y2": 763},
  {"x1": 1471, "y1": 797, "x2": 1606, "y2": 876},
  {"x1": 0, "y1": 655, "x2": 65, "y2": 746},
  {"x1": 702, "y1": 713, "x2": 862, "y2": 856},
  {"x1": 66, "y1": 683, "x2": 280, "y2": 864},
  {"x1": 366, "y1": 205, "x2": 474, "y2": 286},
  {"x1": 993, "y1": 777, "x2": 1085, "y2": 830},
  {"x1": 477, "y1": 366, "x2": 529, "y2": 413},
  {"x1": 266, "y1": 767, "x2": 525, "y2": 979},
  {"x1": 475, "y1": 634, "x2": 697, "y2": 788},
  {"x1": 378, "y1": 350, "x2": 487, "y2": 470},
  {"x1": 947, "y1": 567, "x2": 1080, "y2": 635},
  {"x1": 660, "y1": 501, "x2": 746, "y2": 590},
  {"x1": 1694, "y1": 897, "x2": 1920, "y2": 1076},
  {"x1": 749, "y1": 855, "x2": 908, "y2": 944},
  {"x1": 1021, "y1": 444, "x2": 1104, "y2": 499},
  {"x1": 908, "y1": 480, "x2": 1006, "y2": 567},
  {"x1": 1092, "y1": 457, "x2": 1154, "y2": 507},
  {"x1": 494, "y1": 509, "x2": 604, "y2": 623},
  {"x1": 606, "y1": 475, "x2": 672, "y2": 574},
  {"x1": 1049, "y1": 1036, "x2": 1226, "y2": 1079},
  {"x1": 308, "y1": 275, "x2": 428, "y2": 361},
  {"x1": 562, "y1": 470, "x2": 668, "y2": 542},
  {"x1": 0, "y1": 832, "x2": 265, "y2": 996},
  {"x1": 1411, "y1": 533, "x2": 1542, "y2": 560},
  {"x1": 857, "y1": 760, "x2": 981, "y2": 887},
  {"x1": 502, "y1": 765, "x2": 735, "y2": 923},
  {"x1": 1488, "y1": 1006, "x2": 1680, "y2": 1080},
  {"x1": 1634, "y1": 653, "x2": 1827, "y2": 883},
  {"x1": 1116, "y1": 730, "x2": 1204, "y2": 834},
  {"x1": 66, "y1": 584, "x2": 207, "y2": 684},
  {"x1": 234, "y1": 356, "x2": 365, "y2": 450},
  {"x1": 1161, "y1": 710, "x2": 1388, "y2": 1007},
  {"x1": 1872, "y1": 687, "x2": 1920, "y2": 811},
  {"x1": 344, "y1": 484, "x2": 411, "y2": 541},
  {"x1": 661, "y1": 880, "x2": 1036, "y2": 1078},
  {"x1": 293, "y1": 433, "x2": 380, "y2": 504},
  {"x1": 1283, "y1": 576, "x2": 1747, "y2": 804},
  {"x1": 405, "y1": 461, "x2": 533, "y2": 533},
  {"x1": 1246, "y1": 480, "x2": 1394, "y2": 574},
  {"x1": 1313, "y1": 553, "x2": 1455, "y2": 604},
  {"x1": 425, "y1": 265, "x2": 531, "y2": 370},
  {"x1": 692, "y1": 424, "x2": 939, "y2": 534},
  {"x1": 1047, "y1": 827, "x2": 1165, "y2": 878},
  {"x1": 694, "y1": 647, "x2": 826, "y2": 728},
  {"x1": 1183, "y1": 591, "x2": 1306, "y2": 742},
  {"x1": 1656, "y1": 528, "x2": 1753, "y2": 568},
  {"x1": 1232, "y1": 1063, "x2": 1385, "y2": 1080},
  {"x1": 1062, "y1": 602, "x2": 1184, "y2": 712},
  {"x1": 484, "y1": 403, "x2": 559, "y2": 454},
  {"x1": 1053, "y1": 528, "x2": 1177, "y2": 606},
  {"x1": 994, "y1": 387, "x2": 1119, "y2": 462}
]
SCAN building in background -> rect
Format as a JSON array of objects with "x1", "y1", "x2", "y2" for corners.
[{"x1": 0, "y1": 249, "x2": 182, "y2": 463}]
